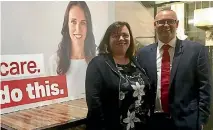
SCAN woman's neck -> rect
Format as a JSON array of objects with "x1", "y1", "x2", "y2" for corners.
[
  {"x1": 70, "y1": 42, "x2": 85, "y2": 59},
  {"x1": 113, "y1": 55, "x2": 129, "y2": 65}
]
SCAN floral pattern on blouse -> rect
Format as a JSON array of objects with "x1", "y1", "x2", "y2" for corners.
[{"x1": 117, "y1": 61, "x2": 150, "y2": 130}]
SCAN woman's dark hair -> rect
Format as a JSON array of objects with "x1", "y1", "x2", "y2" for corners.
[
  {"x1": 57, "y1": 1, "x2": 96, "y2": 75},
  {"x1": 98, "y1": 21, "x2": 135, "y2": 58}
]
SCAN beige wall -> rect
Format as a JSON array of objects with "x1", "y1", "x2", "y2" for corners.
[{"x1": 115, "y1": 1, "x2": 155, "y2": 46}]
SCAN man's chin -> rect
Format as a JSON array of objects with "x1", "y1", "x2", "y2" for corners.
[{"x1": 160, "y1": 33, "x2": 172, "y2": 38}]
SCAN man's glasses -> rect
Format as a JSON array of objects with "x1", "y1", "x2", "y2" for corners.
[{"x1": 155, "y1": 19, "x2": 177, "y2": 25}]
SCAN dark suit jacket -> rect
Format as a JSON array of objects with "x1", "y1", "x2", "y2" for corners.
[{"x1": 137, "y1": 39, "x2": 211, "y2": 130}]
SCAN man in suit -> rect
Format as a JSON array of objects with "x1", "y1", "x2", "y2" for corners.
[{"x1": 137, "y1": 9, "x2": 211, "y2": 130}]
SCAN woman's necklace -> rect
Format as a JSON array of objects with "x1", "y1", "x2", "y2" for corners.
[{"x1": 113, "y1": 56, "x2": 129, "y2": 65}]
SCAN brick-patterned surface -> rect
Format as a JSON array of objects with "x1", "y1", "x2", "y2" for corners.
[{"x1": 1, "y1": 99, "x2": 87, "y2": 130}]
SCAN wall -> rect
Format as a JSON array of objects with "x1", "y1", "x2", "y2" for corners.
[{"x1": 115, "y1": 1, "x2": 155, "y2": 46}]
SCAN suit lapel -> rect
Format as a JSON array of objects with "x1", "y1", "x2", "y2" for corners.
[
  {"x1": 150, "y1": 44, "x2": 158, "y2": 82},
  {"x1": 170, "y1": 39, "x2": 184, "y2": 86}
]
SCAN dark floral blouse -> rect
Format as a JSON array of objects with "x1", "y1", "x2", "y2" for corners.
[{"x1": 117, "y1": 61, "x2": 150, "y2": 130}]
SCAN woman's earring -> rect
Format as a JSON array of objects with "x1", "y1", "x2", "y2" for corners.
[{"x1": 105, "y1": 44, "x2": 109, "y2": 53}]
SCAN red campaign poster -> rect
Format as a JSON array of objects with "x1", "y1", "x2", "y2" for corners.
[
  {"x1": 1, "y1": 1, "x2": 112, "y2": 114},
  {"x1": 0, "y1": 75, "x2": 68, "y2": 109}
]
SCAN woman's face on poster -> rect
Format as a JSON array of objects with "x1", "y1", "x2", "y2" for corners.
[{"x1": 68, "y1": 5, "x2": 87, "y2": 46}]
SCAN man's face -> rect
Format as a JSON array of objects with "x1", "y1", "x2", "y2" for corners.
[{"x1": 154, "y1": 10, "x2": 179, "y2": 43}]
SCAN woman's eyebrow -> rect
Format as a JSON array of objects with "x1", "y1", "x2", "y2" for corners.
[
  {"x1": 81, "y1": 20, "x2": 87, "y2": 22},
  {"x1": 70, "y1": 18, "x2": 77, "y2": 21}
]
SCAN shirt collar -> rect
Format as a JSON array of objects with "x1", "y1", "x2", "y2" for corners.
[{"x1": 158, "y1": 36, "x2": 177, "y2": 49}]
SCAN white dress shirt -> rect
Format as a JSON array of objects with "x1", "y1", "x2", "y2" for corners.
[{"x1": 155, "y1": 37, "x2": 177, "y2": 112}]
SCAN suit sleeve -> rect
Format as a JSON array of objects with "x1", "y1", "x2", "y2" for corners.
[
  {"x1": 136, "y1": 49, "x2": 148, "y2": 74},
  {"x1": 136, "y1": 49, "x2": 144, "y2": 68},
  {"x1": 197, "y1": 46, "x2": 212, "y2": 124},
  {"x1": 85, "y1": 59, "x2": 105, "y2": 130}
]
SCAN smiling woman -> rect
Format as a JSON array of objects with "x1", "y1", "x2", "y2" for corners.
[
  {"x1": 85, "y1": 21, "x2": 152, "y2": 130},
  {"x1": 48, "y1": 1, "x2": 96, "y2": 100}
]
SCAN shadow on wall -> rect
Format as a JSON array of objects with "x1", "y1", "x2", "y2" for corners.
[{"x1": 134, "y1": 36, "x2": 155, "y2": 53}]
